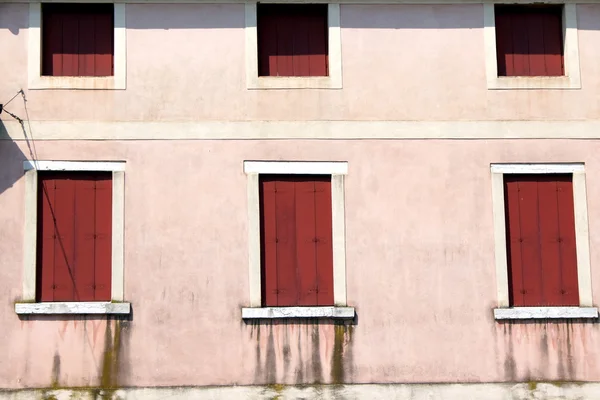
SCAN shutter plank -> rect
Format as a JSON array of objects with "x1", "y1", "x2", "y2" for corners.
[
  {"x1": 260, "y1": 178, "x2": 279, "y2": 306},
  {"x1": 42, "y1": 9, "x2": 63, "y2": 76},
  {"x1": 537, "y1": 178, "x2": 563, "y2": 306},
  {"x1": 494, "y1": 7, "x2": 513, "y2": 77},
  {"x1": 542, "y1": 9, "x2": 564, "y2": 76},
  {"x1": 276, "y1": 14, "x2": 294, "y2": 77},
  {"x1": 94, "y1": 10, "x2": 114, "y2": 76},
  {"x1": 307, "y1": 8, "x2": 328, "y2": 77},
  {"x1": 504, "y1": 179, "x2": 525, "y2": 306},
  {"x1": 526, "y1": 12, "x2": 546, "y2": 76},
  {"x1": 518, "y1": 179, "x2": 544, "y2": 306},
  {"x1": 52, "y1": 177, "x2": 76, "y2": 301},
  {"x1": 314, "y1": 178, "x2": 334, "y2": 305},
  {"x1": 38, "y1": 177, "x2": 57, "y2": 301},
  {"x1": 73, "y1": 176, "x2": 97, "y2": 301},
  {"x1": 511, "y1": 12, "x2": 530, "y2": 76},
  {"x1": 556, "y1": 178, "x2": 579, "y2": 305},
  {"x1": 295, "y1": 180, "x2": 318, "y2": 306},
  {"x1": 61, "y1": 12, "x2": 80, "y2": 76},
  {"x1": 94, "y1": 175, "x2": 112, "y2": 301},
  {"x1": 78, "y1": 13, "x2": 96, "y2": 76},
  {"x1": 274, "y1": 179, "x2": 298, "y2": 306},
  {"x1": 257, "y1": 10, "x2": 278, "y2": 77},
  {"x1": 292, "y1": 15, "x2": 311, "y2": 77}
]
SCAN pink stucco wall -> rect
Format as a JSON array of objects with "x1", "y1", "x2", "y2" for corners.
[
  {"x1": 1, "y1": 1, "x2": 600, "y2": 391},
  {"x1": 1, "y1": 140, "x2": 600, "y2": 387},
  {"x1": 0, "y1": 4, "x2": 600, "y2": 122}
]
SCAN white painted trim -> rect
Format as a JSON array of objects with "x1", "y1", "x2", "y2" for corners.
[
  {"x1": 331, "y1": 174, "x2": 347, "y2": 306},
  {"x1": 494, "y1": 307, "x2": 598, "y2": 320},
  {"x1": 8, "y1": 120, "x2": 600, "y2": 141},
  {"x1": 484, "y1": 3, "x2": 581, "y2": 90},
  {"x1": 15, "y1": 302, "x2": 131, "y2": 315},
  {"x1": 19, "y1": 161, "x2": 127, "y2": 305},
  {"x1": 22, "y1": 169, "x2": 38, "y2": 302},
  {"x1": 111, "y1": 171, "x2": 125, "y2": 302},
  {"x1": 573, "y1": 171, "x2": 593, "y2": 306},
  {"x1": 24, "y1": 160, "x2": 126, "y2": 171},
  {"x1": 245, "y1": 3, "x2": 342, "y2": 90},
  {"x1": 28, "y1": 3, "x2": 126, "y2": 90},
  {"x1": 491, "y1": 171, "x2": 509, "y2": 307},
  {"x1": 490, "y1": 163, "x2": 585, "y2": 174},
  {"x1": 490, "y1": 163, "x2": 593, "y2": 310},
  {"x1": 247, "y1": 173, "x2": 262, "y2": 307},
  {"x1": 241, "y1": 306, "x2": 354, "y2": 319},
  {"x1": 245, "y1": 161, "x2": 348, "y2": 309},
  {"x1": 244, "y1": 161, "x2": 348, "y2": 175}
]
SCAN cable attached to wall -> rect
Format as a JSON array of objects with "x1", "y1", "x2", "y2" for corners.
[{"x1": 0, "y1": 89, "x2": 40, "y2": 167}]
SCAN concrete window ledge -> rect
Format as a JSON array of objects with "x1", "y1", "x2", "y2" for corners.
[
  {"x1": 242, "y1": 306, "x2": 355, "y2": 320},
  {"x1": 494, "y1": 307, "x2": 598, "y2": 320},
  {"x1": 15, "y1": 302, "x2": 131, "y2": 315}
]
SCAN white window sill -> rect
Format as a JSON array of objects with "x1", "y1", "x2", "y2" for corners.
[
  {"x1": 494, "y1": 307, "x2": 598, "y2": 320},
  {"x1": 28, "y1": 76, "x2": 125, "y2": 90},
  {"x1": 15, "y1": 302, "x2": 131, "y2": 315},
  {"x1": 487, "y1": 76, "x2": 580, "y2": 90},
  {"x1": 247, "y1": 76, "x2": 342, "y2": 90},
  {"x1": 242, "y1": 306, "x2": 355, "y2": 319}
]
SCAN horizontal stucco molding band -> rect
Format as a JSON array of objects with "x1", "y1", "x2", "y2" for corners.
[
  {"x1": 4, "y1": 120, "x2": 600, "y2": 140},
  {"x1": 494, "y1": 307, "x2": 599, "y2": 320},
  {"x1": 14, "y1": 302, "x2": 131, "y2": 315},
  {"x1": 3, "y1": 383, "x2": 600, "y2": 399},
  {"x1": 241, "y1": 306, "x2": 355, "y2": 319}
]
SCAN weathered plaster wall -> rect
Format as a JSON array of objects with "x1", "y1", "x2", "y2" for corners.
[
  {"x1": 0, "y1": 4, "x2": 600, "y2": 122},
  {"x1": 1, "y1": 140, "x2": 600, "y2": 389}
]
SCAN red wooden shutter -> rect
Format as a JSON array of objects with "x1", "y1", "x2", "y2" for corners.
[
  {"x1": 260, "y1": 175, "x2": 334, "y2": 307},
  {"x1": 42, "y1": 4, "x2": 114, "y2": 77},
  {"x1": 257, "y1": 4, "x2": 329, "y2": 77},
  {"x1": 37, "y1": 172, "x2": 112, "y2": 302},
  {"x1": 504, "y1": 175, "x2": 579, "y2": 307},
  {"x1": 495, "y1": 5, "x2": 564, "y2": 77}
]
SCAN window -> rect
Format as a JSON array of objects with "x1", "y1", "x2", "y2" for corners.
[
  {"x1": 504, "y1": 174, "x2": 577, "y2": 306},
  {"x1": 491, "y1": 164, "x2": 597, "y2": 319},
  {"x1": 245, "y1": 3, "x2": 342, "y2": 89},
  {"x1": 37, "y1": 172, "x2": 112, "y2": 302},
  {"x1": 495, "y1": 5, "x2": 564, "y2": 77},
  {"x1": 257, "y1": 4, "x2": 328, "y2": 78},
  {"x1": 483, "y1": 3, "x2": 580, "y2": 89},
  {"x1": 260, "y1": 175, "x2": 334, "y2": 306},
  {"x1": 15, "y1": 161, "x2": 129, "y2": 315},
  {"x1": 242, "y1": 161, "x2": 353, "y2": 319},
  {"x1": 42, "y1": 3, "x2": 114, "y2": 77},
  {"x1": 28, "y1": 2, "x2": 126, "y2": 89}
]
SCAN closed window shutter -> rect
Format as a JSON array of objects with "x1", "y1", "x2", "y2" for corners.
[
  {"x1": 257, "y1": 4, "x2": 329, "y2": 77},
  {"x1": 260, "y1": 175, "x2": 334, "y2": 307},
  {"x1": 37, "y1": 172, "x2": 112, "y2": 302},
  {"x1": 42, "y1": 4, "x2": 114, "y2": 77},
  {"x1": 504, "y1": 175, "x2": 579, "y2": 307},
  {"x1": 495, "y1": 5, "x2": 564, "y2": 77}
]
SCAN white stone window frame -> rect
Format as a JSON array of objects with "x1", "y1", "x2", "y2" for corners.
[
  {"x1": 244, "y1": 3, "x2": 342, "y2": 90},
  {"x1": 491, "y1": 163, "x2": 597, "y2": 320},
  {"x1": 28, "y1": 3, "x2": 126, "y2": 90},
  {"x1": 241, "y1": 161, "x2": 354, "y2": 319},
  {"x1": 484, "y1": 3, "x2": 581, "y2": 90},
  {"x1": 15, "y1": 161, "x2": 130, "y2": 315}
]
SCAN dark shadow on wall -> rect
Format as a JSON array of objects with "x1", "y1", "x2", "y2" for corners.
[
  {"x1": 0, "y1": 3, "x2": 27, "y2": 35},
  {"x1": 0, "y1": 121, "x2": 28, "y2": 197}
]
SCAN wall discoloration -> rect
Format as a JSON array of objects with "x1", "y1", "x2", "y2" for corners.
[
  {"x1": 495, "y1": 320, "x2": 595, "y2": 383},
  {"x1": 248, "y1": 320, "x2": 355, "y2": 385}
]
